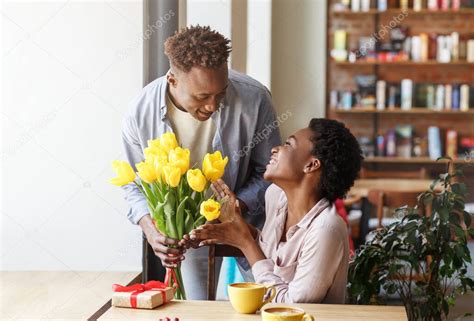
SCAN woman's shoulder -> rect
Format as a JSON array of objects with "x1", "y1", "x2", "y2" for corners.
[{"x1": 310, "y1": 203, "x2": 348, "y2": 237}]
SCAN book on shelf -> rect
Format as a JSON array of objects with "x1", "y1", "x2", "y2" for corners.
[
  {"x1": 376, "y1": 80, "x2": 386, "y2": 110},
  {"x1": 331, "y1": 30, "x2": 348, "y2": 62},
  {"x1": 428, "y1": 126, "x2": 442, "y2": 160},
  {"x1": 333, "y1": 0, "x2": 474, "y2": 12},
  {"x1": 452, "y1": 85, "x2": 460, "y2": 110},
  {"x1": 386, "y1": 129, "x2": 397, "y2": 157},
  {"x1": 335, "y1": 27, "x2": 474, "y2": 64},
  {"x1": 396, "y1": 125, "x2": 413, "y2": 158},
  {"x1": 401, "y1": 79, "x2": 413, "y2": 110},
  {"x1": 378, "y1": 0, "x2": 387, "y2": 11},
  {"x1": 332, "y1": 81, "x2": 472, "y2": 111},
  {"x1": 414, "y1": 83, "x2": 429, "y2": 108},
  {"x1": 468, "y1": 40, "x2": 474, "y2": 62},
  {"x1": 461, "y1": 84, "x2": 470, "y2": 111},
  {"x1": 446, "y1": 130, "x2": 458, "y2": 159},
  {"x1": 436, "y1": 84, "x2": 445, "y2": 110},
  {"x1": 445, "y1": 84, "x2": 452, "y2": 110}
]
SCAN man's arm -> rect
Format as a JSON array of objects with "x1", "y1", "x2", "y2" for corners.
[
  {"x1": 121, "y1": 115, "x2": 150, "y2": 224},
  {"x1": 121, "y1": 114, "x2": 184, "y2": 267},
  {"x1": 235, "y1": 90, "x2": 282, "y2": 221}
]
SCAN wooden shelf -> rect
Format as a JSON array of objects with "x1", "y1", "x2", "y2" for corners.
[
  {"x1": 333, "y1": 60, "x2": 474, "y2": 66},
  {"x1": 332, "y1": 8, "x2": 474, "y2": 15},
  {"x1": 332, "y1": 107, "x2": 474, "y2": 114},
  {"x1": 364, "y1": 156, "x2": 474, "y2": 164}
]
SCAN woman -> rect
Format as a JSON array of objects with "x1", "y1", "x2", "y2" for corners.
[{"x1": 189, "y1": 118, "x2": 363, "y2": 303}]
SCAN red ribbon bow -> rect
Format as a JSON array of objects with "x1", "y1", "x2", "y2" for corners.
[{"x1": 113, "y1": 280, "x2": 168, "y2": 308}]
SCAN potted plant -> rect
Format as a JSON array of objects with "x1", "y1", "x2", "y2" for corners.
[{"x1": 348, "y1": 161, "x2": 474, "y2": 321}]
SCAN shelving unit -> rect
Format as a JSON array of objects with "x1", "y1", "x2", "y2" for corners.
[
  {"x1": 334, "y1": 107, "x2": 474, "y2": 114},
  {"x1": 333, "y1": 8, "x2": 474, "y2": 15},
  {"x1": 364, "y1": 156, "x2": 474, "y2": 164},
  {"x1": 325, "y1": 0, "x2": 474, "y2": 200},
  {"x1": 334, "y1": 61, "x2": 474, "y2": 66}
]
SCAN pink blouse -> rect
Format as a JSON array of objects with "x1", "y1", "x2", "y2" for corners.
[{"x1": 251, "y1": 184, "x2": 349, "y2": 304}]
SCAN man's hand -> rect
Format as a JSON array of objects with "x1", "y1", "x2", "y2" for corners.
[{"x1": 138, "y1": 214, "x2": 185, "y2": 268}]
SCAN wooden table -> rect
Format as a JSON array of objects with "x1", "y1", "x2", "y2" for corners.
[
  {"x1": 350, "y1": 178, "x2": 435, "y2": 198},
  {"x1": 0, "y1": 271, "x2": 140, "y2": 320},
  {"x1": 98, "y1": 300, "x2": 407, "y2": 320}
]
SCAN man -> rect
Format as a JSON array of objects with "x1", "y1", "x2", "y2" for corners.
[{"x1": 121, "y1": 26, "x2": 281, "y2": 299}]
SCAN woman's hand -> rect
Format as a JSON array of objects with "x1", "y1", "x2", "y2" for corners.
[
  {"x1": 178, "y1": 234, "x2": 200, "y2": 249},
  {"x1": 190, "y1": 196, "x2": 253, "y2": 250},
  {"x1": 211, "y1": 179, "x2": 239, "y2": 223}
]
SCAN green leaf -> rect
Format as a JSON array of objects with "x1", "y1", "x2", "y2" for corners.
[
  {"x1": 184, "y1": 209, "x2": 194, "y2": 234},
  {"x1": 452, "y1": 183, "x2": 467, "y2": 195},
  {"x1": 439, "y1": 208, "x2": 449, "y2": 222},
  {"x1": 175, "y1": 196, "x2": 188, "y2": 240},
  {"x1": 468, "y1": 228, "x2": 474, "y2": 239},
  {"x1": 141, "y1": 181, "x2": 157, "y2": 206},
  {"x1": 163, "y1": 191, "x2": 178, "y2": 239},
  {"x1": 463, "y1": 211, "x2": 472, "y2": 227},
  {"x1": 186, "y1": 196, "x2": 197, "y2": 213},
  {"x1": 194, "y1": 215, "x2": 206, "y2": 228},
  {"x1": 442, "y1": 300, "x2": 449, "y2": 316},
  {"x1": 437, "y1": 156, "x2": 452, "y2": 162},
  {"x1": 430, "y1": 178, "x2": 441, "y2": 191},
  {"x1": 153, "y1": 203, "x2": 166, "y2": 234},
  {"x1": 455, "y1": 226, "x2": 466, "y2": 240},
  {"x1": 422, "y1": 193, "x2": 434, "y2": 206}
]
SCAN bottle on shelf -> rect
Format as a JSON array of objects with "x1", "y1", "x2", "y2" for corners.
[{"x1": 401, "y1": 79, "x2": 413, "y2": 110}]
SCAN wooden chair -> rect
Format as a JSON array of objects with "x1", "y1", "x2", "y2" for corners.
[
  {"x1": 360, "y1": 167, "x2": 428, "y2": 179},
  {"x1": 207, "y1": 244, "x2": 244, "y2": 300},
  {"x1": 367, "y1": 189, "x2": 428, "y2": 228},
  {"x1": 367, "y1": 189, "x2": 431, "y2": 281}
]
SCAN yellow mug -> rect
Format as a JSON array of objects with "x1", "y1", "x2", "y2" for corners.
[
  {"x1": 261, "y1": 306, "x2": 315, "y2": 321},
  {"x1": 228, "y1": 282, "x2": 276, "y2": 314}
]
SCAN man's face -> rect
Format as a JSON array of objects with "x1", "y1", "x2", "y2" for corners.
[{"x1": 167, "y1": 64, "x2": 228, "y2": 121}]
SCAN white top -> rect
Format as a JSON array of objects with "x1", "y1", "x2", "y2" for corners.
[{"x1": 166, "y1": 93, "x2": 216, "y2": 167}]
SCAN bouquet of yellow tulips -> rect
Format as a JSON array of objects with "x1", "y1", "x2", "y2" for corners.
[{"x1": 110, "y1": 132, "x2": 228, "y2": 300}]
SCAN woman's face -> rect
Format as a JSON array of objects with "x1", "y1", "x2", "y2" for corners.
[{"x1": 264, "y1": 127, "x2": 317, "y2": 183}]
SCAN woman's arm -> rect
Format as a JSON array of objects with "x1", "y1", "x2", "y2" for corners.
[
  {"x1": 190, "y1": 179, "x2": 265, "y2": 264},
  {"x1": 252, "y1": 224, "x2": 347, "y2": 303},
  {"x1": 190, "y1": 201, "x2": 266, "y2": 266}
]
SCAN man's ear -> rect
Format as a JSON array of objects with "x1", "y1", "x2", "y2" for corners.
[
  {"x1": 167, "y1": 71, "x2": 177, "y2": 88},
  {"x1": 304, "y1": 158, "x2": 321, "y2": 174}
]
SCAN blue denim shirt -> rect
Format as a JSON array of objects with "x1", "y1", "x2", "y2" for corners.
[{"x1": 121, "y1": 69, "x2": 282, "y2": 229}]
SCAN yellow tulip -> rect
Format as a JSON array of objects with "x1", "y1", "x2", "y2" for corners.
[
  {"x1": 202, "y1": 151, "x2": 228, "y2": 182},
  {"x1": 169, "y1": 147, "x2": 190, "y2": 175},
  {"x1": 136, "y1": 161, "x2": 157, "y2": 184},
  {"x1": 147, "y1": 138, "x2": 161, "y2": 149},
  {"x1": 163, "y1": 165, "x2": 181, "y2": 187},
  {"x1": 186, "y1": 169, "x2": 207, "y2": 192},
  {"x1": 144, "y1": 146, "x2": 168, "y2": 164},
  {"x1": 200, "y1": 199, "x2": 221, "y2": 221},
  {"x1": 153, "y1": 158, "x2": 167, "y2": 182},
  {"x1": 109, "y1": 160, "x2": 136, "y2": 186},
  {"x1": 160, "y1": 132, "x2": 178, "y2": 153}
]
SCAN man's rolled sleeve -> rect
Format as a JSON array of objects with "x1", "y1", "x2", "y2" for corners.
[{"x1": 121, "y1": 114, "x2": 149, "y2": 225}]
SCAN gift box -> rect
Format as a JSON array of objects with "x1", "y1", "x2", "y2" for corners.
[{"x1": 112, "y1": 280, "x2": 174, "y2": 309}]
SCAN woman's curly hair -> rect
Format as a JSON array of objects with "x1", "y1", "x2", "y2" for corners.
[
  {"x1": 308, "y1": 118, "x2": 363, "y2": 203},
  {"x1": 164, "y1": 25, "x2": 231, "y2": 72}
]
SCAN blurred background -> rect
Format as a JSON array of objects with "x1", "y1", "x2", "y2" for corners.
[
  {"x1": 2, "y1": 1, "x2": 474, "y2": 319},
  {"x1": 1, "y1": 0, "x2": 326, "y2": 272}
]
